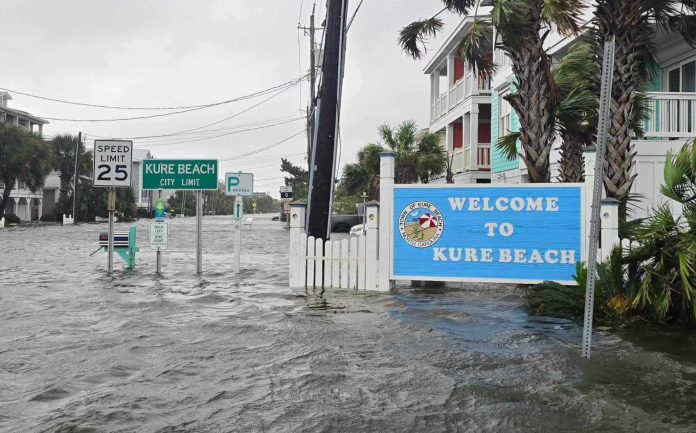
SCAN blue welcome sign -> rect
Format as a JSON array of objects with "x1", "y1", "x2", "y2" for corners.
[{"x1": 392, "y1": 185, "x2": 584, "y2": 284}]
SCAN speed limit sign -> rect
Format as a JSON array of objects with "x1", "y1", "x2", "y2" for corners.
[{"x1": 93, "y1": 140, "x2": 133, "y2": 187}]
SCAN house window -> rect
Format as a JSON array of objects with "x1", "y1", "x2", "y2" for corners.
[
  {"x1": 499, "y1": 90, "x2": 512, "y2": 138},
  {"x1": 666, "y1": 58, "x2": 696, "y2": 92}
]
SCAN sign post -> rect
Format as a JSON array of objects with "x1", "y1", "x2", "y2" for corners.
[
  {"x1": 233, "y1": 196, "x2": 243, "y2": 273},
  {"x1": 225, "y1": 172, "x2": 253, "y2": 274},
  {"x1": 149, "y1": 222, "x2": 168, "y2": 274},
  {"x1": 280, "y1": 186, "x2": 293, "y2": 226},
  {"x1": 141, "y1": 159, "x2": 218, "y2": 275},
  {"x1": 93, "y1": 140, "x2": 133, "y2": 276}
]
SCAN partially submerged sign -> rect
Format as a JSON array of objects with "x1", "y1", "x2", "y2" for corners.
[
  {"x1": 93, "y1": 140, "x2": 133, "y2": 187},
  {"x1": 142, "y1": 159, "x2": 218, "y2": 190},
  {"x1": 392, "y1": 185, "x2": 584, "y2": 284},
  {"x1": 225, "y1": 172, "x2": 253, "y2": 196},
  {"x1": 149, "y1": 222, "x2": 168, "y2": 251},
  {"x1": 154, "y1": 199, "x2": 167, "y2": 222}
]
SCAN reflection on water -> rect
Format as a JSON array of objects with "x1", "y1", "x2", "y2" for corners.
[{"x1": 0, "y1": 215, "x2": 695, "y2": 432}]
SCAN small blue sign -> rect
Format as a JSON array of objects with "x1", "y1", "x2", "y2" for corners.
[{"x1": 392, "y1": 185, "x2": 583, "y2": 284}]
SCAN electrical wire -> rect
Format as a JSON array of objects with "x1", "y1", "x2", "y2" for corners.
[
  {"x1": 32, "y1": 75, "x2": 306, "y2": 122},
  {"x1": 0, "y1": 75, "x2": 304, "y2": 111},
  {"x1": 219, "y1": 130, "x2": 305, "y2": 161}
]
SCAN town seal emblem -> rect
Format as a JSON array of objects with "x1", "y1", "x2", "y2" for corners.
[{"x1": 398, "y1": 201, "x2": 444, "y2": 248}]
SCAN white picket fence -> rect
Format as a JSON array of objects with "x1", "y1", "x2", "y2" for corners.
[
  {"x1": 0, "y1": 217, "x2": 5, "y2": 229},
  {"x1": 289, "y1": 202, "x2": 381, "y2": 290}
]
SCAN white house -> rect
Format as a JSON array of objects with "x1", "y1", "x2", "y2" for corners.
[
  {"x1": 426, "y1": 8, "x2": 696, "y2": 217},
  {"x1": 0, "y1": 91, "x2": 51, "y2": 221}
]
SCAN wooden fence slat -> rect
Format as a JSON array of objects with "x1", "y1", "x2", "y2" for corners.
[
  {"x1": 340, "y1": 239, "x2": 349, "y2": 288},
  {"x1": 324, "y1": 240, "x2": 333, "y2": 288},
  {"x1": 349, "y1": 237, "x2": 358, "y2": 289},
  {"x1": 357, "y1": 234, "x2": 366, "y2": 290},
  {"x1": 306, "y1": 235, "x2": 315, "y2": 288},
  {"x1": 331, "y1": 241, "x2": 340, "y2": 288},
  {"x1": 298, "y1": 232, "x2": 307, "y2": 287},
  {"x1": 315, "y1": 237, "x2": 323, "y2": 288}
]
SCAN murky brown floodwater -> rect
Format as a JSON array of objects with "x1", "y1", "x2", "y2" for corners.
[{"x1": 1, "y1": 215, "x2": 695, "y2": 432}]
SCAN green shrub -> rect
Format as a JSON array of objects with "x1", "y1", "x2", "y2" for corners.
[
  {"x1": 40, "y1": 214, "x2": 56, "y2": 222},
  {"x1": 0, "y1": 214, "x2": 21, "y2": 225}
]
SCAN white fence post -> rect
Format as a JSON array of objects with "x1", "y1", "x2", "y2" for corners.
[
  {"x1": 331, "y1": 241, "x2": 340, "y2": 288},
  {"x1": 314, "y1": 237, "x2": 323, "y2": 289},
  {"x1": 365, "y1": 201, "x2": 380, "y2": 291},
  {"x1": 378, "y1": 152, "x2": 395, "y2": 291},
  {"x1": 62, "y1": 214, "x2": 74, "y2": 225},
  {"x1": 324, "y1": 240, "x2": 333, "y2": 287},
  {"x1": 340, "y1": 239, "x2": 349, "y2": 288},
  {"x1": 289, "y1": 201, "x2": 306, "y2": 288},
  {"x1": 582, "y1": 147, "x2": 596, "y2": 264},
  {"x1": 306, "y1": 235, "x2": 316, "y2": 288},
  {"x1": 600, "y1": 198, "x2": 621, "y2": 261}
]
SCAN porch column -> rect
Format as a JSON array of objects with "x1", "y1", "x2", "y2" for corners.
[
  {"x1": 38, "y1": 124, "x2": 43, "y2": 136},
  {"x1": 447, "y1": 54, "x2": 455, "y2": 87},
  {"x1": 445, "y1": 123, "x2": 454, "y2": 152},
  {"x1": 12, "y1": 197, "x2": 19, "y2": 216},
  {"x1": 37, "y1": 198, "x2": 43, "y2": 221},
  {"x1": 469, "y1": 104, "x2": 479, "y2": 171}
]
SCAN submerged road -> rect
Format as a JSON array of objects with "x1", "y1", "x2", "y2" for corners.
[{"x1": 1, "y1": 215, "x2": 695, "y2": 432}]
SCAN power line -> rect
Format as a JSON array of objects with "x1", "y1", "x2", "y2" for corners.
[
  {"x1": 32, "y1": 75, "x2": 306, "y2": 122},
  {"x1": 0, "y1": 75, "x2": 304, "y2": 111},
  {"x1": 219, "y1": 130, "x2": 305, "y2": 161}
]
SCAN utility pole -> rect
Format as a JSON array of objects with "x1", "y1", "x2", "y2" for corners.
[
  {"x1": 72, "y1": 132, "x2": 81, "y2": 221},
  {"x1": 306, "y1": 0, "x2": 349, "y2": 240},
  {"x1": 300, "y1": 3, "x2": 319, "y2": 170}
]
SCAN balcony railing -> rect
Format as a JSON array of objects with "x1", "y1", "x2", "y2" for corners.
[
  {"x1": 448, "y1": 143, "x2": 491, "y2": 174},
  {"x1": 643, "y1": 92, "x2": 696, "y2": 139},
  {"x1": 430, "y1": 74, "x2": 492, "y2": 123}
]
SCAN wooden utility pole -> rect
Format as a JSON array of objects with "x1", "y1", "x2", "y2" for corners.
[
  {"x1": 72, "y1": 132, "x2": 81, "y2": 221},
  {"x1": 306, "y1": 0, "x2": 348, "y2": 239},
  {"x1": 300, "y1": 4, "x2": 319, "y2": 171}
]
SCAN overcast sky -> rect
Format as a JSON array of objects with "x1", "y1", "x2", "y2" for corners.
[{"x1": 3, "y1": 0, "x2": 459, "y2": 195}]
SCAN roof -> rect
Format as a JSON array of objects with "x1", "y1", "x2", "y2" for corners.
[{"x1": 0, "y1": 106, "x2": 49, "y2": 124}]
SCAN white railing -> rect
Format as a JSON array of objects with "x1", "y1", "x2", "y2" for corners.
[
  {"x1": 431, "y1": 75, "x2": 492, "y2": 122},
  {"x1": 643, "y1": 92, "x2": 696, "y2": 138},
  {"x1": 478, "y1": 143, "x2": 491, "y2": 169}
]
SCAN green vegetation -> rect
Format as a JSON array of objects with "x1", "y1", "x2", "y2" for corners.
[
  {"x1": 51, "y1": 134, "x2": 91, "y2": 218},
  {"x1": 0, "y1": 123, "x2": 53, "y2": 215},
  {"x1": 528, "y1": 140, "x2": 696, "y2": 326},
  {"x1": 339, "y1": 122, "x2": 446, "y2": 202}
]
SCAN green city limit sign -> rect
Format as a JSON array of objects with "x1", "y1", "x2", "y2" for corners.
[{"x1": 142, "y1": 159, "x2": 218, "y2": 190}]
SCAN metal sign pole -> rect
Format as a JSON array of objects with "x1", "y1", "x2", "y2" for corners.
[
  {"x1": 582, "y1": 37, "x2": 615, "y2": 359},
  {"x1": 107, "y1": 187, "x2": 115, "y2": 276},
  {"x1": 156, "y1": 248, "x2": 162, "y2": 274},
  {"x1": 233, "y1": 195, "x2": 243, "y2": 273},
  {"x1": 196, "y1": 190, "x2": 202, "y2": 274}
]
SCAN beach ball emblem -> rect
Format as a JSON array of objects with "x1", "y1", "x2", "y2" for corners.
[{"x1": 398, "y1": 201, "x2": 444, "y2": 248}]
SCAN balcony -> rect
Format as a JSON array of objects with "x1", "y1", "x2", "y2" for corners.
[
  {"x1": 431, "y1": 73, "x2": 491, "y2": 123},
  {"x1": 449, "y1": 143, "x2": 491, "y2": 174},
  {"x1": 642, "y1": 92, "x2": 696, "y2": 139}
]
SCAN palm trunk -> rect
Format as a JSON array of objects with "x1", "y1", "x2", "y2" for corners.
[
  {"x1": 505, "y1": 2, "x2": 558, "y2": 183},
  {"x1": 558, "y1": 133, "x2": 585, "y2": 183},
  {"x1": 595, "y1": 0, "x2": 646, "y2": 199}
]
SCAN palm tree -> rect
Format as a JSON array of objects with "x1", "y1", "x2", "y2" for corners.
[
  {"x1": 624, "y1": 140, "x2": 696, "y2": 324},
  {"x1": 399, "y1": 0, "x2": 583, "y2": 183},
  {"x1": 51, "y1": 134, "x2": 91, "y2": 217},
  {"x1": 593, "y1": 1, "x2": 696, "y2": 200},
  {"x1": 0, "y1": 123, "x2": 53, "y2": 215},
  {"x1": 553, "y1": 43, "x2": 599, "y2": 183},
  {"x1": 340, "y1": 122, "x2": 446, "y2": 198}
]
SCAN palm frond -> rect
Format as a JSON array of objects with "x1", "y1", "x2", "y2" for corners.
[
  {"x1": 541, "y1": 0, "x2": 584, "y2": 35},
  {"x1": 458, "y1": 18, "x2": 496, "y2": 81},
  {"x1": 399, "y1": 17, "x2": 444, "y2": 59},
  {"x1": 496, "y1": 132, "x2": 520, "y2": 162}
]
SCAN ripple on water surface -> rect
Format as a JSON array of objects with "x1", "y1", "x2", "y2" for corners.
[{"x1": 1, "y1": 216, "x2": 695, "y2": 432}]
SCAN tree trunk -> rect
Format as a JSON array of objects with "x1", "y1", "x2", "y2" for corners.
[
  {"x1": 0, "y1": 184, "x2": 12, "y2": 215},
  {"x1": 506, "y1": 3, "x2": 558, "y2": 183},
  {"x1": 595, "y1": 0, "x2": 645, "y2": 200},
  {"x1": 558, "y1": 133, "x2": 585, "y2": 183}
]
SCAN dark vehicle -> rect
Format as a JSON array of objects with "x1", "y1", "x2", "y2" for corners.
[{"x1": 330, "y1": 214, "x2": 361, "y2": 233}]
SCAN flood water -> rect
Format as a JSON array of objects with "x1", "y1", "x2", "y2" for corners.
[{"x1": 1, "y1": 215, "x2": 695, "y2": 432}]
